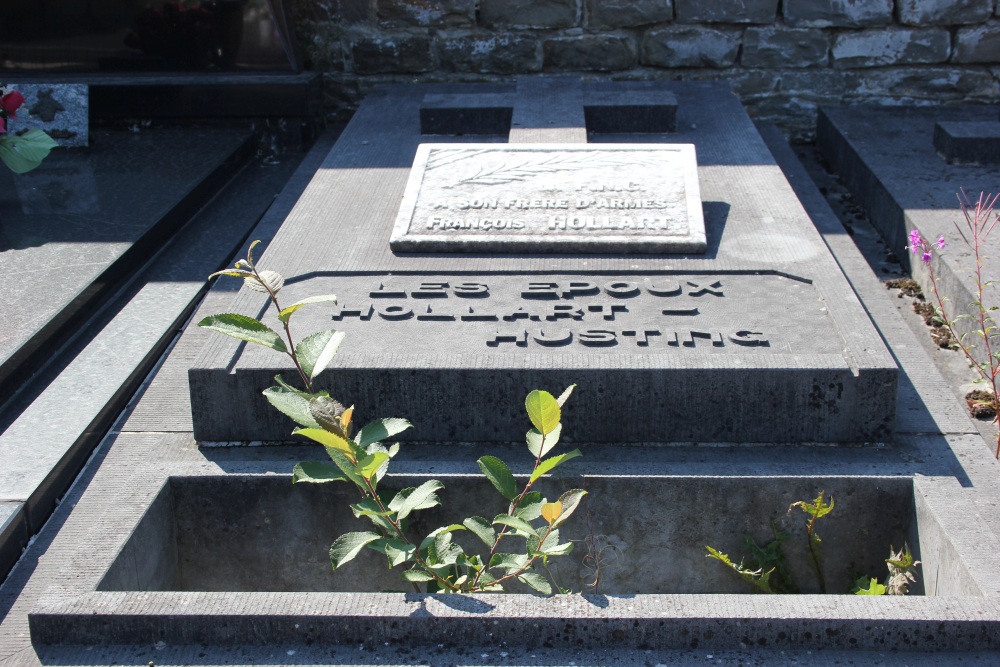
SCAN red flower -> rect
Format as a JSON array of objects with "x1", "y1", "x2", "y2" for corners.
[
  {"x1": 1, "y1": 90, "x2": 26, "y2": 117},
  {"x1": 0, "y1": 116, "x2": 5, "y2": 134}
]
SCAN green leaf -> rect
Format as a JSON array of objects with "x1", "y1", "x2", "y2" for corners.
[
  {"x1": 513, "y1": 491, "x2": 544, "y2": 521},
  {"x1": 525, "y1": 389, "x2": 560, "y2": 435},
  {"x1": 291, "y1": 461, "x2": 349, "y2": 484},
  {"x1": 198, "y1": 314, "x2": 287, "y2": 353},
  {"x1": 529, "y1": 449, "x2": 581, "y2": 484},
  {"x1": 401, "y1": 569, "x2": 435, "y2": 582},
  {"x1": 430, "y1": 532, "x2": 464, "y2": 566},
  {"x1": 463, "y1": 516, "x2": 496, "y2": 547},
  {"x1": 791, "y1": 491, "x2": 834, "y2": 520},
  {"x1": 551, "y1": 488, "x2": 587, "y2": 527},
  {"x1": 329, "y1": 532, "x2": 381, "y2": 570},
  {"x1": 518, "y1": 571, "x2": 552, "y2": 594},
  {"x1": 363, "y1": 442, "x2": 393, "y2": 483},
  {"x1": 418, "y1": 524, "x2": 467, "y2": 554},
  {"x1": 296, "y1": 330, "x2": 346, "y2": 380},
  {"x1": 526, "y1": 423, "x2": 562, "y2": 458},
  {"x1": 356, "y1": 418, "x2": 413, "y2": 448},
  {"x1": 369, "y1": 538, "x2": 415, "y2": 567},
  {"x1": 854, "y1": 577, "x2": 886, "y2": 595},
  {"x1": 390, "y1": 480, "x2": 444, "y2": 521},
  {"x1": 705, "y1": 546, "x2": 773, "y2": 594},
  {"x1": 493, "y1": 514, "x2": 537, "y2": 537},
  {"x1": 542, "y1": 541, "x2": 574, "y2": 557},
  {"x1": 263, "y1": 385, "x2": 320, "y2": 428},
  {"x1": 477, "y1": 456, "x2": 517, "y2": 500},
  {"x1": 350, "y1": 498, "x2": 392, "y2": 519},
  {"x1": 208, "y1": 269, "x2": 255, "y2": 281},
  {"x1": 325, "y1": 448, "x2": 366, "y2": 489},
  {"x1": 244, "y1": 269, "x2": 285, "y2": 294},
  {"x1": 528, "y1": 528, "x2": 560, "y2": 555},
  {"x1": 246, "y1": 240, "x2": 262, "y2": 265},
  {"x1": 0, "y1": 129, "x2": 58, "y2": 173},
  {"x1": 356, "y1": 452, "x2": 390, "y2": 480},
  {"x1": 489, "y1": 552, "x2": 530, "y2": 573},
  {"x1": 279, "y1": 294, "x2": 338, "y2": 323},
  {"x1": 292, "y1": 427, "x2": 357, "y2": 458}
]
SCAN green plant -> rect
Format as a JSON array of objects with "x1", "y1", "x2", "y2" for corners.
[
  {"x1": 908, "y1": 191, "x2": 1000, "y2": 458},
  {"x1": 705, "y1": 522, "x2": 794, "y2": 594},
  {"x1": 853, "y1": 544, "x2": 920, "y2": 596},
  {"x1": 707, "y1": 491, "x2": 918, "y2": 595},
  {"x1": 199, "y1": 241, "x2": 587, "y2": 593},
  {"x1": 317, "y1": 385, "x2": 585, "y2": 594},
  {"x1": 789, "y1": 490, "x2": 834, "y2": 594}
]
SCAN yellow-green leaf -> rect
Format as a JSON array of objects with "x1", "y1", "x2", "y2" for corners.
[
  {"x1": 525, "y1": 389, "x2": 560, "y2": 435},
  {"x1": 293, "y1": 427, "x2": 356, "y2": 458},
  {"x1": 541, "y1": 501, "x2": 562, "y2": 524},
  {"x1": 278, "y1": 294, "x2": 338, "y2": 323},
  {"x1": 356, "y1": 452, "x2": 390, "y2": 480},
  {"x1": 529, "y1": 449, "x2": 581, "y2": 484}
]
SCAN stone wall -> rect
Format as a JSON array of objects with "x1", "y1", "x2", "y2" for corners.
[{"x1": 289, "y1": 0, "x2": 1000, "y2": 138}]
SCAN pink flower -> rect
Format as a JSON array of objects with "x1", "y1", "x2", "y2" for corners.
[
  {"x1": 908, "y1": 229, "x2": 923, "y2": 255},
  {"x1": 922, "y1": 251, "x2": 933, "y2": 264},
  {"x1": 1, "y1": 89, "x2": 25, "y2": 117},
  {"x1": 937, "y1": 236, "x2": 947, "y2": 250}
]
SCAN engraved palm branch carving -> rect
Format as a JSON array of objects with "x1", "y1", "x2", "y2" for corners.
[{"x1": 426, "y1": 149, "x2": 664, "y2": 187}]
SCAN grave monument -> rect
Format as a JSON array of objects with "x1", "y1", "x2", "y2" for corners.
[
  {"x1": 189, "y1": 77, "x2": 896, "y2": 445},
  {"x1": 21, "y1": 78, "x2": 1000, "y2": 659}
]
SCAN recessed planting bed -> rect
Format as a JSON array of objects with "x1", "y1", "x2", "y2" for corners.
[
  {"x1": 97, "y1": 475, "x2": 919, "y2": 595},
  {"x1": 29, "y1": 472, "x2": 1000, "y2": 652}
]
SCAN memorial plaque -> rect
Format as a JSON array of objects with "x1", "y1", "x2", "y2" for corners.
[{"x1": 389, "y1": 144, "x2": 706, "y2": 254}]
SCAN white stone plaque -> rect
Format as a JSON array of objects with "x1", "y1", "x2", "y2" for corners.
[{"x1": 389, "y1": 143, "x2": 706, "y2": 254}]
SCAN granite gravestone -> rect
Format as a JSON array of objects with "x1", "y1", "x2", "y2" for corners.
[{"x1": 190, "y1": 78, "x2": 897, "y2": 444}]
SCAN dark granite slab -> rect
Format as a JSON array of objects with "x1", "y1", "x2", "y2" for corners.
[{"x1": 0, "y1": 126, "x2": 251, "y2": 403}]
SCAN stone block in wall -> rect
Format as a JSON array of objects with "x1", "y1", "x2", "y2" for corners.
[
  {"x1": 479, "y1": 0, "x2": 578, "y2": 29},
  {"x1": 955, "y1": 21, "x2": 1000, "y2": 62},
  {"x1": 846, "y1": 67, "x2": 997, "y2": 102},
  {"x1": 674, "y1": 0, "x2": 778, "y2": 24},
  {"x1": 832, "y1": 28, "x2": 950, "y2": 68},
  {"x1": 328, "y1": 0, "x2": 376, "y2": 23},
  {"x1": 377, "y1": 0, "x2": 475, "y2": 27},
  {"x1": 439, "y1": 33, "x2": 541, "y2": 73},
  {"x1": 641, "y1": 26, "x2": 742, "y2": 67},
  {"x1": 897, "y1": 0, "x2": 993, "y2": 26},
  {"x1": 350, "y1": 33, "x2": 435, "y2": 74},
  {"x1": 742, "y1": 27, "x2": 830, "y2": 67},
  {"x1": 586, "y1": 0, "x2": 672, "y2": 28},
  {"x1": 783, "y1": 0, "x2": 892, "y2": 27},
  {"x1": 543, "y1": 34, "x2": 637, "y2": 71}
]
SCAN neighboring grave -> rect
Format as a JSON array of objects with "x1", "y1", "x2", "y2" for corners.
[
  {"x1": 389, "y1": 143, "x2": 706, "y2": 253},
  {"x1": 818, "y1": 105, "x2": 1000, "y2": 370},
  {"x1": 190, "y1": 78, "x2": 897, "y2": 444},
  {"x1": 930, "y1": 102, "x2": 1000, "y2": 165}
]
